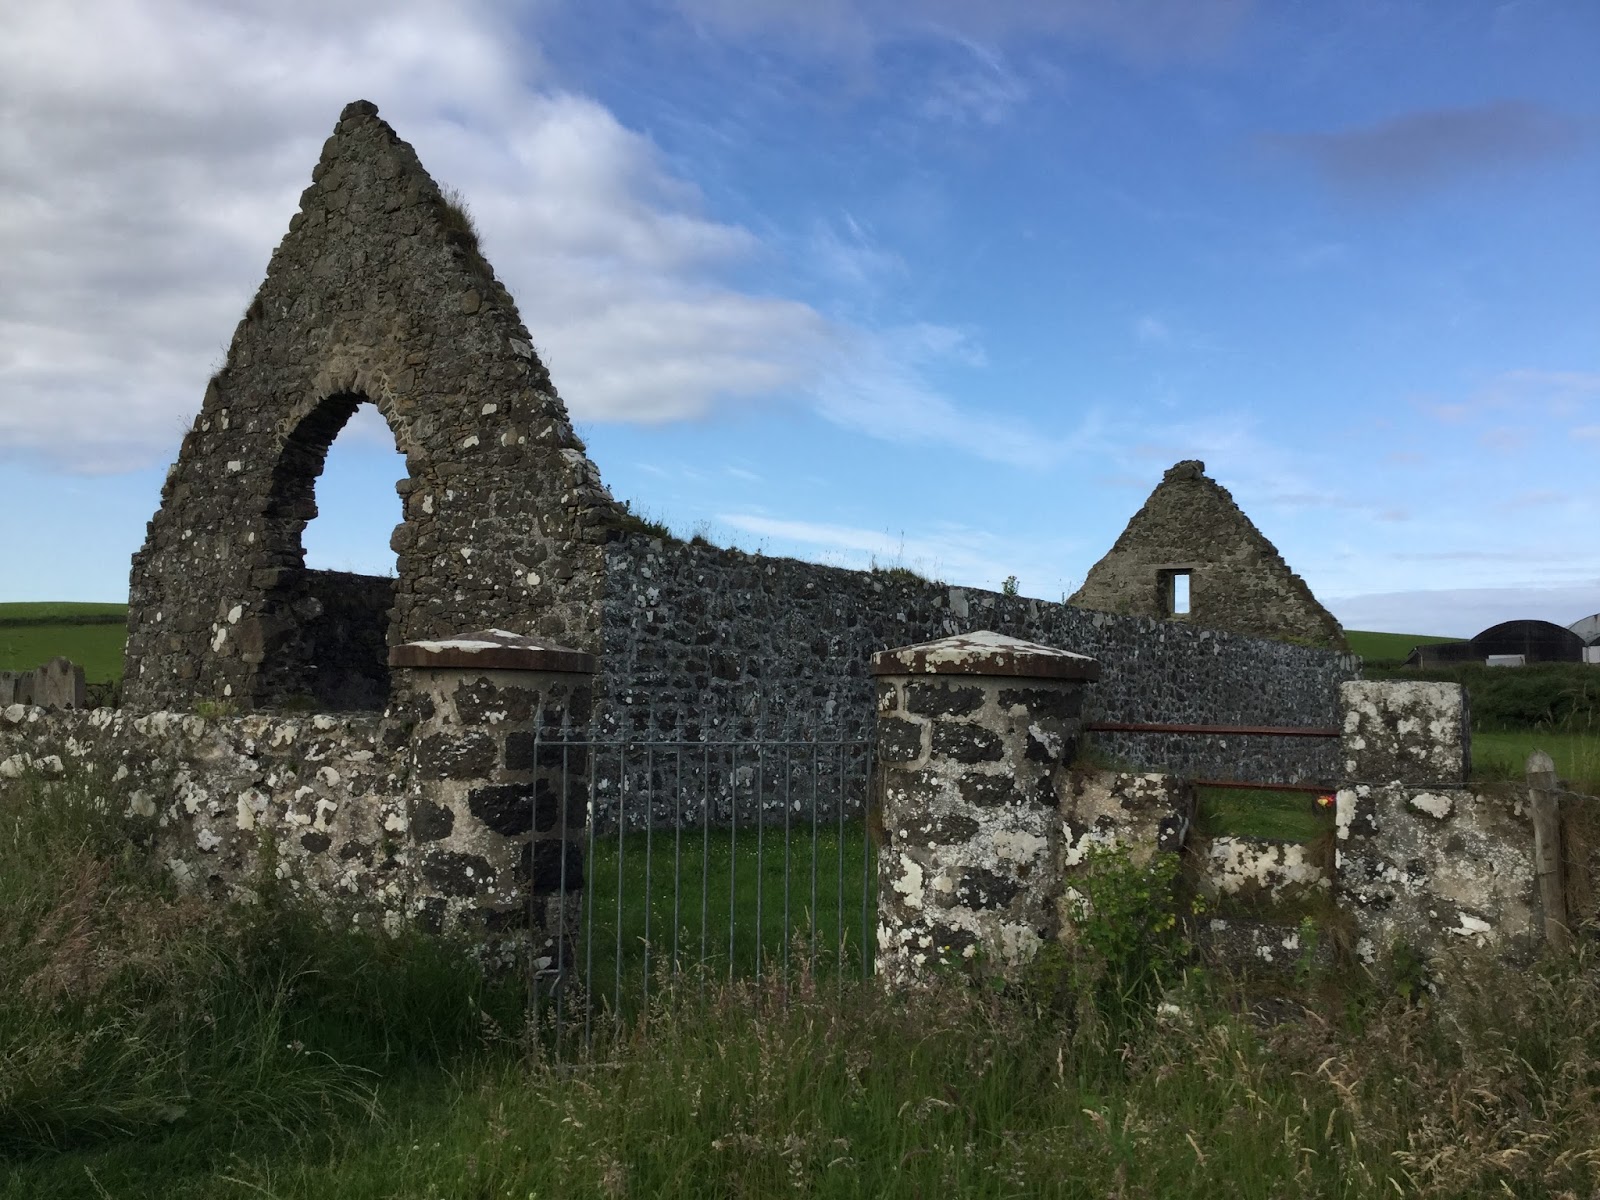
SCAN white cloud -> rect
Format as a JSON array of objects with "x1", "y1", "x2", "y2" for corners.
[
  {"x1": 1329, "y1": 586, "x2": 1600, "y2": 640},
  {"x1": 1135, "y1": 315, "x2": 1172, "y2": 344},
  {"x1": 716, "y1": 511, "x2": 1047, "y2": 593},
  {"x1": 1, "y1": 0, "x2": 1062, "y2": 475},
  {"x1": 812, "y1": 323, "x2": 1076, "y2": 468}
]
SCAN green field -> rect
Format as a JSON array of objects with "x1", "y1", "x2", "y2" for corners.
[
  {"x1": 0, "y1": 602, "x2": 128, "y2": 684},
  {"x1": 581, "y1": 819, "x2": 876, "y2": 1012},
  {"x1": 1195, "y1": 785, "x2": 1333, "y2": 843},
  {"x1": 1343, "y1": 628, "x2": 1462, "y2": 661},
  {"x1": 1472, "y1": 728, "x2": 1600, "y2": 792},
  {"x1": 0, "y1": 624, "x2": 127, "y2": 684}
]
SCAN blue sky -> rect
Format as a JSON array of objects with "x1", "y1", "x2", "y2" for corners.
[{"x1": 3, "y1": 1, "x2": 1598, "y2": 637}]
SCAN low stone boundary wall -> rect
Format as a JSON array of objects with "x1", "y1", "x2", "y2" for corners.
[
  {"x1": 1, "y1": 703, "x2": 410, "y2": 914},
  {"x1": 0, "y1": 630, "x2": 597, "y2": 973}
]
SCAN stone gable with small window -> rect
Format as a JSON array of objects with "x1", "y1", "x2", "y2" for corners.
[{"x1": 1068, "y1": 460, "x2": 1347, "y2": 651}]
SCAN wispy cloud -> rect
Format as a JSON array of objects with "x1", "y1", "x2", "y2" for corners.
[
  {"x1": 1415, "y1": 368, "x2": 1600, "y2": 433},
  {"x1": 811, "y1": 323, "x2": 1081, "y2": 469},
  {"x1": 715, "y1": 511, "x2": 1047, "y2": 593},
  {"x1": 673, "y1": 0, "x2": 1254, "y2": 73},
  {"x1": 1328, "y1": 586, "x2": 1600, "y2": 639},
  {"x1": 1267, "y1": 100, "x2": 1583, "y2": 198},
  {"x1": 0, "y1": 0, "x2": 1060, "y2": 475},
  {"x1": 1134, "y1": 315, "x2": 1171, "y2": 345}
]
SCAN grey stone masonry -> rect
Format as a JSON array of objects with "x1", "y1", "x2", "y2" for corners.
[
  {"x1": 602, "y1": 536, "x2": 1357, "y2": 797},
  {"x1": 1335, "y1": 681, "x2": 1541, "y2": 966},
  {"x1": 123, "y1": 100, "x2": 617, "y2": 714},
  {"x1": 1069, "y1": 460, "x2": 1348, "y2": 651},
  {"x1": 0, "y1": 631, "x2": 596, "y2": 977},
  {"x1": 873, "y1": 632, "x2": 1100, "y2": 984},
  {"x1": 1340, "y1": 680, "x2": 1470, "y2": 787},
  {"x1": 390, "y1": 630, "x2": 595, "y2": 971}
]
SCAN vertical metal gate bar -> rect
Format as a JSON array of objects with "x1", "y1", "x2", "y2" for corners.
[
  {"x1": 553, "y1": 723, "x2": 569, "y2": 1057},
  {"x1": 809, "y1": 740, "x2": 819, "y2": 978},
  {"x1": 672, "y1": 740, "x2": 683, "y2": 976},
  {"x1": 642, "y1": 735, "x2": 655, "y2": 1011},
  {"x1": 836, "y1": 738, "x2": 845, "y2": 993},
  {"x1": 727, "y1": 741, "x2": 739, "y2": 982},
  {"x1": 613, "y1": 735, "x2": 626, "y2": 1025},
  {"x1": 755, "y1": 734, "x2": 765, "y2": 984},
  {"x1": 782, "y1": 740, "x2": 792, "y2": 990},
  {"x1": 527, "y1": 720, "x2": 542, "y2": 1023},
  {"x1": 699, "y1": 740, "x2": 710, "y2": 1000},
  {"x1": 860, "y1": 742, "x2": 873, "y2": 980},
  {"x1": 583, "y1": 725, "x2": 598, "y2": 1048}
]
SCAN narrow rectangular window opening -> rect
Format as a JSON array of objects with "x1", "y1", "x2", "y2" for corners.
[{"x1": 1167, "y1": 570, "x2": 1191, "y2": 617}]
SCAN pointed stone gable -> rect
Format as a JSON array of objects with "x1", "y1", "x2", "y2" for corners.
[
  {"x1": 1068, "y1": 460, "x2": 1347, "y2": 650},
  {"x1": 124, "y1": 101, "x2": 618, "y2": 712}
]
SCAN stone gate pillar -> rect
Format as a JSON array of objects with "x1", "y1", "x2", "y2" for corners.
[
  {"x1": 390, "y1": 630, "x2": 594, "y2": 975},
  {"x1": 1335, "y1": 680, "x2": 1544, "y2": 964},
  {"x1": 871, "y1": 631, "x2": 1100, "y2": 985}
]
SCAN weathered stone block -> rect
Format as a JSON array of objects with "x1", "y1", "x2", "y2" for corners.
[
  {"x1": 415, "y1": 730, "x2": 496, "y2": 780},
  {"x1": 520, "y1": 839, "x2": 584, "y2": 893},
  {"x1": 878, "y1": 717, "x2": 924, "y2": 763},
  {"x1": 1340, "y1": 681, "x2": 1470, "y2": 787},
  {"x1": 930, "y1": 721, "x2": 1003, "y2": 763},
  {"x1": 906, "y1": 681, "x2": 984, "y2": 717},
  {"x1": 1336, "y1": 782, "x2": 1538, "y2": 964},
  {"x1": 423, "y1": 849, "x2": 496, "y2": 900},
  {"x1": 411, "y1": 797, "x2": 455, "y2": 841}
]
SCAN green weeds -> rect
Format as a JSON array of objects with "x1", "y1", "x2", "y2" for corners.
[{"x1": 8, "y1": 769, "x2": 1600, "y2": 1197}]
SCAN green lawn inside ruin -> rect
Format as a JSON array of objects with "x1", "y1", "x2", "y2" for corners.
[
  {"x1": 1194, "y1": 785, "x2": 1333, "y2": 843},
  {"x1": 578, "y1": 818, "x2": 878, "y2": 1015}
]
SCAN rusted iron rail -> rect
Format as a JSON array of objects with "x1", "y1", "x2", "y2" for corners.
[
  {"x1": 1085, "y1": 722, "x2": 1340, "y2": 738},
  {"x1": 1189, "y1": 779, "x2": 1332, "y2": 794}
]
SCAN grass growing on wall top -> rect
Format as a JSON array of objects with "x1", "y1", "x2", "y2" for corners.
[{"x1": 1195, "y1": 786, "x2": 1333, "y2": 843}]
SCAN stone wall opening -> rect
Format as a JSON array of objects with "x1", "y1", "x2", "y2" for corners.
[
  {"x1": 256, "y1": 391, "x2": 404, "y2": 711},
  {"x1": 1162, "y1": 569, "x2": 1192, "y2": 617}
]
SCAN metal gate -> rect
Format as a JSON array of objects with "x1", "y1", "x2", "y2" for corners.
[{"x1": 528, "y1": 731, "x2": 878, "y2": 1051}]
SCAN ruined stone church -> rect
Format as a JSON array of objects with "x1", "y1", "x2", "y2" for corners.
[
  {"x1": 122, "y1": 100, "x2": 618, "y2": 712},
  {"x1": 1068, "y1": 460, "x2": 1347, "y2": 650}
]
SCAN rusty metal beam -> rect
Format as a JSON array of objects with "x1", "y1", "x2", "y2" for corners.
[{"x1": 1085, "y1": 722, "x2": 1340, "y2": 738}]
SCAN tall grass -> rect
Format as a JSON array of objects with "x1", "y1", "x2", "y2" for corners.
[
  {"x1": 0, "y1": 773, "x2": 519, "y2": 1163},
  {"x1": 7, "y1": 771, "x2": 1600, "y2": 1197}
]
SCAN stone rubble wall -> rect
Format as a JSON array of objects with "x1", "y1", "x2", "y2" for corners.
[
  {"x1": 874, "y1": 669, "x2": 1090, "y2": 982},
  {"x1": 1, "y1": 703, "x2": 412, "y2": 922},
  {"x1": 0, "y1": 670, "x2": 589, "y2": 968},
  {"x1": 122, "y1": 101, "x2": 616, "y2": 714},
  {"x1": 600, "y1": 536, "x2": 1357, "y2": 811},
  {"x1": 1336, "y1": 780, "x2": 1540, "y2": 964},
  {"x1": 1068, "y1": 460, "x2": 1348, "y2": 650},
  {"x1": 1330, "y1": 680, "x2": 1586, "y2": 966}
]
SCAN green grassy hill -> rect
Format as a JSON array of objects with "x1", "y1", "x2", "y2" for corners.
[
  {"x1": 0, "y1": 602, "x2": 128, "y2": 684},
  {"x1": 1342, "y1": 629, "x2": 1462, "y2": 661}
]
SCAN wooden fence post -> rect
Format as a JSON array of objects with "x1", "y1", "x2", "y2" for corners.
[{"x1": 1526, "y1": 750, "x2": 1571, "y2": 952}]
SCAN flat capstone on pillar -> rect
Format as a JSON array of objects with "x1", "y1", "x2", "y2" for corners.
[
  {"x1": 389, "y1": 630, "x2": 595, "y2": 976},
  {"x1": 871, "y1": 631, "x2": 1100, "y2": 986}
]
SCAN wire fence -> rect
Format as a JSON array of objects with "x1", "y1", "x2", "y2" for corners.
[{"x1": 529, "y1": 731, "x2": 878, "y2": 1054}]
